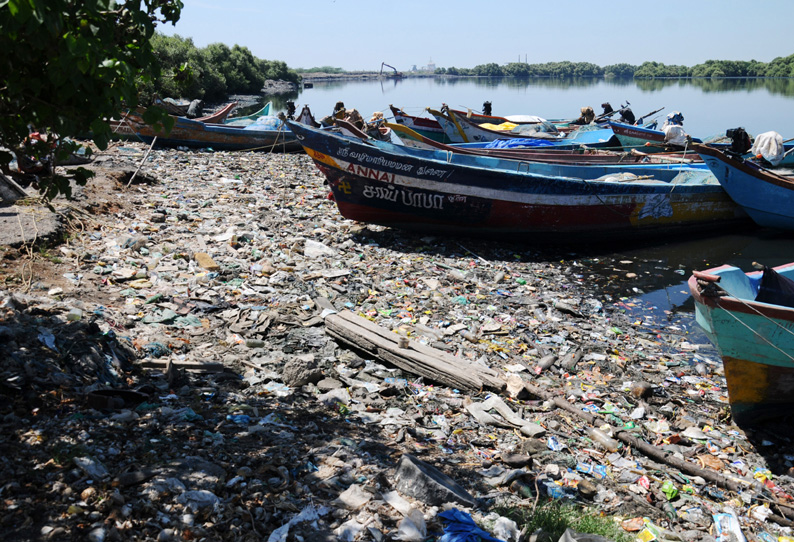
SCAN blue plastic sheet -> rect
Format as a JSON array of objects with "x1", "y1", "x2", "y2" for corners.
[
  {"x1": 483, "y1": 138, "x2": 556, "y2": 149},
  {"x1": 438, "y1": 509, "x2": 506, "y2": 542},
  {"x1": 243, "y1": 116, "x2": 286, "y2": 131}
]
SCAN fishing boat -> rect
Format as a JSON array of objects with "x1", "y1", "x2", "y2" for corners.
[
  {"x1": 428, "y1": 107, "x2": 567, "y2": 144},
  {"x1": 609, "y1": 120, "x2": 704, "y2": 153},
  {"x1": 431, "y1": 107, "x2": 619, "y2": 147},
  {"x1": 695, "y1": 143, "x2": 794, "y2": 230},
  {"x1": 286, "y1": 120, "x2": 746, "y2": 240},
  {"x1": 153, "y1": 96, "x2": 191, "y2": 116},
  {"x1": 689, "y1": 262, "x2": 794, "y2": 424},
  {"x1": 386, "y1": 121, "x2": 705, "y2": 166},
  {"x1": 389, "y1": 105, "x2": 449, "y2": 143},
  {"x1": 295, "y1": 104, "x2": 321, "y2": 127},
  {"x1": 110, "y1": 102, "x2": 238, "y2": 138},
  {"x1": 123, "y1": 112, "x2": 302, "y2": 152},
  {"x1": 224, "y1": 101, "x2": 272, "y2": 126}
]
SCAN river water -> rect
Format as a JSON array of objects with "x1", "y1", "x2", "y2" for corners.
[{"x1": 260, "y1": 77, "x2": 794, "y2": 355}]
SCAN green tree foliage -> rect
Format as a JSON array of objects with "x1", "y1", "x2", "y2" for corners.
[
  {"x1": 765, "y1": 54, "x2": 794, "y2": 77},
  {"x1": 140, "y1": 33, "x2": 207, "y2": 100},
  {"x1": 634, "y1": 61, "x2": 691, "y2": 78},
  {"x1": 472, "y1": 63, "x2": 505, "y2": 76},
  {"x1": 503, "y1": 63, "x2": 534, "y2": 77},
  {"x1": 0, "y1": 0, "x2": 183, "y2": 198},
  {"x1": 604, "y1": 63, "x2": 637, "y2": 77},
  {"x1": 144, "y1": 34, "x2": 300, "y2": 102},
  {"x1": 297, "y1": 66, "x2": 344, "y2": 74}
]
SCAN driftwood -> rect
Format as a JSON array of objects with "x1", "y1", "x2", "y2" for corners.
[
  {"x1": 324, "y1": 310, "x2": 504, "y2": 392},
  {"x1": 522, "y1": 382, "x2": 763, "y2": 495}
]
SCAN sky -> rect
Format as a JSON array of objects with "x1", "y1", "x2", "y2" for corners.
[{"x1": 157, "y1": 0, "x2": 793, "y2": 72}]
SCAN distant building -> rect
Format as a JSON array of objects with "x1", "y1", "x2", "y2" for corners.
[{"x1": 426, "y1": 58, "x2": 436, "y2": 72}]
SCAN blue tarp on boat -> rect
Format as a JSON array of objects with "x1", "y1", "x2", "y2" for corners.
[
  {"x1": 243, "y1": 116, "x2": 286, "y2": 131},
  {"x1": 483, "y1": 138, "x2": 557, "y2": 149}
]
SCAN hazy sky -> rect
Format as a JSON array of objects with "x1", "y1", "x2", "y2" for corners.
[{"x1": 158, "y1": 0, "x2": 792, "y2": 71}]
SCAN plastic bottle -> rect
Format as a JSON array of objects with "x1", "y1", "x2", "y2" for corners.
[
  {"x1": 587, "y1": 427, "x2": 620, "y2": 452},
  {"x1": 534, "y1": 355, "x2": 557, "y2": 374}
]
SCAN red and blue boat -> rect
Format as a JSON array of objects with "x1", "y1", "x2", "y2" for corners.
[{"x1": 287, "y1": 120, "x2": 746, "y2": 240}]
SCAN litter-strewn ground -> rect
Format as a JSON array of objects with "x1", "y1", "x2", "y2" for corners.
[{"x1": 1, "y1": 141, "x2": 793, "y2": 542}]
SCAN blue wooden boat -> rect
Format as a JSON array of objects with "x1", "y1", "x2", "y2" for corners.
[
  {"x1": 430, "y1": 107, "x2": 613, "y2": 146},
  {"x1": 224, "y1": 101, "x2": 272, "y2": 126},
  {"x1": 124, "y1": 112, "x2": 302, "y2": 152},
  {"x1": 389, "y1": 105, "x2": 450, "y2": 143},
  {"x1": 695, "y1": 144, "x2": 794, "y2": 230},
  {"x1": 385, "y1": 121, "x2": 705, "y2": 166},
  {"x1": 286, "y1": 120, "x2": 746, "y2": 240},
  {"x1": 612, "y1": 122, "x2": 794, "y2": 166},
  {"x1": 689, "y1": 263, "x2": 794, "y2": 424},
  {"x1": 609, "y1": 121, "x2": 703, "y2": 153}
]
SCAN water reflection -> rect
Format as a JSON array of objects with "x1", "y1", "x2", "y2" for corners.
[
  {"x1": 433, "y1": 76, "x2": 794, "y2": 97},
  {"x1": 573, "y1": 229, "x2": 794, "y2": 351}
]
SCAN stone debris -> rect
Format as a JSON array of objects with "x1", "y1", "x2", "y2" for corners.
[{"x1": 0, "y1": 140, "x2": 793, "y2": 541}]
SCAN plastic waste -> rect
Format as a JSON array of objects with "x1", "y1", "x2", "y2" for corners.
[
  {"x1": 587, "y1": 427, "x2": 620, "y2": 452},
  {"x1": 438, "y1": 509, "x2": 505, "y2": 542}
]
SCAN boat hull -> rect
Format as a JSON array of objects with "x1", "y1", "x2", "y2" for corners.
[
  {"x1": 696, "y1": 144, "x2": 794, "y2": 230},
  {"x1": 689, "y1": 264, "x2": 794, "y2": 423},
  {"x1": 124, "y1": 114, "x2": 302, "y2": 152},
  {"x1": 389, "y1": 105, "x2": 450, "y2": 143},
  {"x1": 288, "y1": 121, "x2": 746, "y2": 240}
]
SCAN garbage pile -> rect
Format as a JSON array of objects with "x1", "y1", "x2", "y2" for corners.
[{"x1": 1, "y1": 141, "x2": 793, "y2": 542}]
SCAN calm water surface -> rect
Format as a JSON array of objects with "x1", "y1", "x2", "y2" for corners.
[
  {"x1": 278, "y1": 76, "x2": 794, "y2": 139},
  {"x1": 266, "y1": 77, "x2": 794, "y2": 351}
]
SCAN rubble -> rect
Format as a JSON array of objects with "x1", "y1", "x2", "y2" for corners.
[{"x1": 1, "y1": 140, "x2": 794, "y2": 541}]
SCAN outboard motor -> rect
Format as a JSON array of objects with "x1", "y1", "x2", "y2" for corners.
[
  {"x1": 482, "y1": 101, "x2": 492, "y2": 116},
  {"x1": 286, "y1": 100, "x2": 296, "y2": 120},
  {"x1": 619, "y1": 108, "x2": 636, "y2": 125},
  {"x1": 726, "y1": 127, "x2": 752, "y2": 156},
  {"x1": 620, "y1": 105, "x2": 637, "y2": 124}
]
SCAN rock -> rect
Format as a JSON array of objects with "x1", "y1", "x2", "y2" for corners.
[
  {"x1": 519, "y1": 438, "x2": 548, "y2": 456},
  {"x1": 176, "y1": 490, "x2": 220, "y2": 512},
  {"x1": 394, "y1": 454, "x2": 475, "y2": 507},
  {"x1": 281, "y1": 356, "x2": 323, "y2": 387},
  {"x1": 500, "y1": 453, "x2": 533, "y2": 469},
  {"x1": 73, "y1": 456, "x2": 109, "y2": 480},
  {"x1": 194, "y1": 252, "x2": 220, "y2": 271},
  {"x1": 578, "y1": 479, "x2": 598, "y2": 500}
]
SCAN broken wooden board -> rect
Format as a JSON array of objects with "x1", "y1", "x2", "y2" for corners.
[{"x1": 324, "y1": 310, "x2": 505, "y2": 392}]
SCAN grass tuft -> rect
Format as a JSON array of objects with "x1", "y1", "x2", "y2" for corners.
[{"x1": 496, "y1": 501, "x2": 633, "y2": 542}]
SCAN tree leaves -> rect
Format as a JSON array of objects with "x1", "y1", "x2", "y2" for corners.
[{"x1": 0, "y1": 0, "x2": 183, "y2": 199}]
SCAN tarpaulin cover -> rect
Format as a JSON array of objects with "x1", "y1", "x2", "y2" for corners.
[
  {"x1": 483, "y1": 138, "x2": 556, "y2": 149},
  {"x1": 243, "y1": 116, "x2": 286, "y2": 131},
  {"x1": 755, "y1": 266, "x2": 794, "y2": 308},
  {"x1": 479, "y1": 122, "x2": 518, "y2": 131},
  {"x1": 438, "y1": 509, "x2": 505, "y2": 542}
]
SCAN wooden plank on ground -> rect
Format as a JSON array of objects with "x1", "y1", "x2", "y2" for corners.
[{"x1": 325, "y1": 310, "x2": 504, "y2": 392}]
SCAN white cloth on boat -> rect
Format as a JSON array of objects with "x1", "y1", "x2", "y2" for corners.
[
  {"x1": 662, "y1": 124, "x2": 689, "y2": 146},
  {"x1": 751, "y1": 131, "x2": 784, "y2": 166}
]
